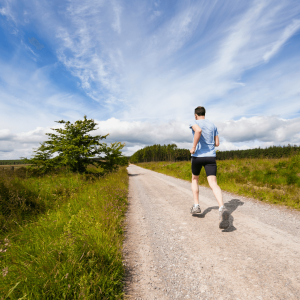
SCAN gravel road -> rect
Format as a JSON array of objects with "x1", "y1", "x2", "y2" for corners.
[{"x1": 123, "y1": 164, "x2": 300, "y2": 300}]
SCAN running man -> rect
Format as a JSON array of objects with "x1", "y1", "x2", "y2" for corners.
[{"x1": 189, "y1": 106, "x2": 230, "y2": 229}]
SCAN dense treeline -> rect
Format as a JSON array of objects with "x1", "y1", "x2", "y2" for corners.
[
  {"x1": 216, "y1": 145, "x2": 300, "y2": 160},
  {"x1": 130, "y1": 144, "x2": 190, "y2": 163},
  {"x1": 0, "y1": 160, "x2": 30, "y2": 165},
  {"x1": 130, "y1": 144, "x2": 300, "y2": 163}
]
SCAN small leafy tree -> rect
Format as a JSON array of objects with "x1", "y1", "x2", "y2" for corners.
[
  {"x1": 101, "y1": 141, "x2": 128, "y2": 171},
  {"x1": 23, "y1": 116, "x2": 126, "y2": 173}
]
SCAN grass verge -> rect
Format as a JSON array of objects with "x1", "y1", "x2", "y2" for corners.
[
  {"x1": 0, "y1": 167, "x2": 128, "y2": 299},
  {"x1": 136, "y1": 155, "x2": 300, "y2": 210}
]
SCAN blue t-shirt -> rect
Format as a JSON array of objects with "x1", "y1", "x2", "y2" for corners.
[{"x1": 189, "y1": 119, "x2": 218, "y2": 157}]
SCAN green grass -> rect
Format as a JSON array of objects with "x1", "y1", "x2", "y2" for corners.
[
  {"x1": 136, "y1": 155, "x2": 300, "y2": 210},
  {"x1": 0, "y1": 167, "x2": 128, "y2": 299}
]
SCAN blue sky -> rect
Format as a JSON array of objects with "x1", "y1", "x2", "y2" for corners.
[{"x1": 0, "y1": 0, "x2": 300, "y2": 158}]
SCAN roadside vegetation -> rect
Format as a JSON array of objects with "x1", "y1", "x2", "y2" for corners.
[
  {"x1": 136, "y1": 155, "x2": 300, "y2": 210},
  {"x1": 0, "y1": 166, "x2": 128, "y2": 299},
  {"x1": 22, "y1": 116, "x2": 127, "y2": 173},
  {"x1": 1, "y1": 116, "x2": 129, "y2": 299}
]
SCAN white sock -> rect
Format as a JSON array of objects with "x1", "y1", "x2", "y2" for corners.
[
  {"x1": 194, "y1": 204, "x2": 199, "y2": 207},
  {"x1": 219, "y1": 205, "x2": 224, "y2": 211}
]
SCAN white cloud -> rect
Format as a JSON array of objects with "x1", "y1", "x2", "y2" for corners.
[
  {"x1": 0, "y1": 57, "x2": 92, "y2": 133},
  {"x1": 118, "y1": 0, "x2": 300, "y2": 122},
  {"x1": 0, "y1": 7, "x2": 7, "y2": 15},
  {"x1": 14, "y1": 127, "x2": 52, "y2": 143},
  {"x1": 21, "y1": 39, "x2": 38, "y2": 60},
  {"x1": 0, "y1": 129, "x2": 13, "y2": 141},
  {"x1": 0, "y1": 4, "x2": 15, "y2": 22},
  {"x1": 2, "y1": 115, "x2": 299, "y2": 159},
  {"x1": 111, "y1": 0, "x2": 122, "y2": 34},
  {"x1": 96, "y1": 116, "x2": 300, "y2": 148},
  {"x1": 263, "y1": 19, "x2": 300, "y2": 62},
  {"x1": 153, "y1": 5, "x2": 200, "y2": 55},
  {"x1": 123, "y1": 144, "x2": 145, "y2": 156},
  {"x1": 4, "y1": 0, "x2": 298, "y2": 122},
  {"x1": 95, "y1": 118, "x2": 191, "y2": 145},
  {"x1": 217, "y1": 116, "x2": 300, "y2": 144},
  {"x1": 0, "y1": 141, "x2": 14, "y2": 153},
  {"x1": 150, "y1": 10, "x2": 161, "y2": 21}
]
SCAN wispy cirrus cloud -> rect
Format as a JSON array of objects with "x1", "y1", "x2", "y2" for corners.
[
  {"x1": 1, "y1": 0, "x2": 300, "y2": 159},
  {"x1": 0, "y1": 2, "x2": 16, "y2": 23},
  {"x1": 5, "y1": 0, "x2": 299, "y2": 118},
  {"x1": 111, "y1": 0, "x2": 122, "y2": 34},
  {"x1": 263, "y1": 19, "x2": 300, "y2": 62}
]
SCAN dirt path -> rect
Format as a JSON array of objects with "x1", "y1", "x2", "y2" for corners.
[{"x1": 123, "y1": 164, "x2": 300, "y2": 300}]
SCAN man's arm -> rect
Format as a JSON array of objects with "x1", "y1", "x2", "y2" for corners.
[
  {"x1": 190, "y1": 124, "x2": 202, "y2": 154},
  {"x1": 214, "y1": 135, "x2": 219, "y2": 147}
]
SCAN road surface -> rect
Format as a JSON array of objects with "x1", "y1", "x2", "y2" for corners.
[{"x1": 123, "y1": 164, "x2": 300, "y2": 300}]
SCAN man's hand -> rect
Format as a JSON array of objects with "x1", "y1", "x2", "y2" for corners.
[{"x1": 190, "y1": 146, "x2": 196, "y2": 154}]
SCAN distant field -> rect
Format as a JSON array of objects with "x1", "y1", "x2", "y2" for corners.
[
  {"x1": 0, "y1": 160, "x2": 30, "y2": 165},
  {"x1": 0, "y1": 164, "x2": 30, "y2": 169},
  {"x1": 136, "y1": 155, "x2": 300, "y2": 210}
]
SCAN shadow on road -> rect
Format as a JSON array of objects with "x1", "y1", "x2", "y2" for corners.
[
  {"x1": 192, "y1": 198, "x2": 244, "y2": 232},
  {"x1": 225, "y1": 199, "x2": 244, "y2": 213},
  {"x1": 223, "y1": 199, "x2": 244, "y2": 232},
  {"x1": 128, "y1": 173, "x2": 142, "y2": 177},
  {"x1": 192, "y1": 206, "x2": 219, "y2": 219}
]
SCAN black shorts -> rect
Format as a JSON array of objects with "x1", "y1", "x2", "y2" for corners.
[{"x1": 191, "y1": 156, "x2": 217, "y2": 176}]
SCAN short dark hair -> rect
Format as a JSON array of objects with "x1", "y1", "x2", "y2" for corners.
[{"x1": 195, "y1": 106, "x2": 206, "y2": 116}]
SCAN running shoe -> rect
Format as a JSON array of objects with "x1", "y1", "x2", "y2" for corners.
[
  {"x1": 190, "y1": 205, "x2": 201, "y2": 214},
  {"x1": 219, "y1": 207, "x2": 230, "y2": 229}
]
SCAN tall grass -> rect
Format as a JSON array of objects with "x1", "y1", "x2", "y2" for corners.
[
  {"x1": 0, "y1": 167, "x2": 128, "y2": 299},
  {"x1": 0, "y1": 168, "x2": 89, "y2": 234},
  {"x1": 136, "y1": 155, "x2": 300, "y2": 210}
]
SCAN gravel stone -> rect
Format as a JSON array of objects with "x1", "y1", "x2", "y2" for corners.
[{"x1": 123, "y1": 164, "x2": 300, "y2": 300}]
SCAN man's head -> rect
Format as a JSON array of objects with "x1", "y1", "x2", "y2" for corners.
[{"x1": 194, "y1": 106, "x2": 205, "y2": 119}]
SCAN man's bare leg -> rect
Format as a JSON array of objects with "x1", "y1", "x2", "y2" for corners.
[
  {"x1": 190, "y1": 174, "x2": 202, "y2": 214},
  {"x1": 207, "y1": 175, "x2": 224, "y2": 208},
  {"x1": 192, "y1": 174, "x2": 200, "y2": 205},
  {"x1": 208, "y1": 175, "x2": 230, "y2": 229}
]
